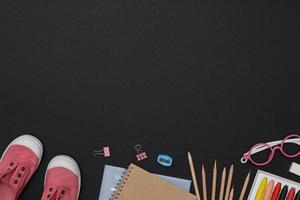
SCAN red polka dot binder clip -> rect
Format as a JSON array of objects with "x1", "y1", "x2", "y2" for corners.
[
  {"x1": 93, "y1": 146, "x2": 110, "y2": 157},
  {"x1": 135, "y1": 144, "x2": 147, "y2": 161}
]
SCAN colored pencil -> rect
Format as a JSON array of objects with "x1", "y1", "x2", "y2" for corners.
[
  {"x1": 211, "y1": 160, "x2": 217, "y2": 200},
  {"x1": 224, "y1": 164, "x2": 234, "y2": 200},
  {"x1": 238, "y1": 171, "x2": 250, "y2": 200},
  {"x1": 219, "y1": 167, "x2": 226, "y2": 200},
  {"x1": 229, "y1": 186, "x2": 234, "y2": 200},
  {"x1": 202, "y1": 164, "x2": 208, "y2": 200},
  {"x1": 188, "y1": 152, "x2": 201, "y2": 200}
]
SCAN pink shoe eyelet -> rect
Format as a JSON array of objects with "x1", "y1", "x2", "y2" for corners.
[
  {"x1": 14, "y1": 180, "x2": 18, "y2": 184},
  {"x1": 47, "y1": 194, "x2": 51, "y2": 199},
  {"x1": 10, "y1": 162, "x2": 14, "y2": 166},
  {"x1": 61, "y1": 190, "x2": 65, "y2": 194},
  {"x1": 18, "y1": 173, "x2": 22, "y2": 178},
  {"x1": 49, "y1": 187, "x2": 53, "y2": 192},
  {"x1": 21, "y1": 167, "x2": 25, "y2": 171}
]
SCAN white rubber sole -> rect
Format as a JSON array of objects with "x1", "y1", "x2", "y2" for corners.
[
  {"x1": 46, "y1": 155, "x2": 81, "y2": 200},
  {"x1": 0, "y1": 134, "x2": 44, "y2": 166}
]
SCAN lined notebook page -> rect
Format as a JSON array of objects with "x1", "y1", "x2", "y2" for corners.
[{"x1": 112, "y1": 164, "x2": 196, "y2": 200}]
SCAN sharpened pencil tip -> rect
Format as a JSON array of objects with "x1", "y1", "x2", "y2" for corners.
[
  {"x1": 202, "y1": 164, "x2": 206, "y2": 174},
  {"x1": 247, "y1": 170, "x2": 251, "y2": 177}
]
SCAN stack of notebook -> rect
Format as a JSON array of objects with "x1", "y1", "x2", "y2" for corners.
[{"x1": 98, "y1": 163, "x2": 196, "y2": 200}]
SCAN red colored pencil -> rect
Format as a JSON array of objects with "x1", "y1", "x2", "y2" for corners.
[
  {"x1": 270, "y1": 183, "x2": 282, "y2": 200},
  {"x1": 286, "y1": 187, "x2": 295, "y2": 200}
]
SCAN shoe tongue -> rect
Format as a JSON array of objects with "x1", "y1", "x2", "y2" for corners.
[
  {"x1": 0, "y1": 162, "x2": 18, "y2": 183},
  {"x1": 0, "y1": 161, "x2": 24, "y2": 199},
  {"x1": 0, "y1": 161, "x2": 29, "y2": 192},
  {"x1": 42, "y1": 186, "x2": 68, "y2": 200},
  {"x1": 41, "y1": 186, "x2": 57, "y2": 200}
]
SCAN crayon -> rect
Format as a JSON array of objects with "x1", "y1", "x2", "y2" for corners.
[
  {"x1": 286, "y1": 188, "x2": 295, "y2": 200},
  {"x1": 278, "y1": 185, "x2": 288, "y2": 200},
  {"x1": 294, "y1": 190, "x2": 300, "y2": 200},
  {"x1": 255, "y1": 177, "x2": 268, "y2": 200},
  {"x1": 270, "y1": 183, "x2": 282, "y2": 200},
  {"x1": 262, "y1": 180, "x2": 274, "y2": 200}
]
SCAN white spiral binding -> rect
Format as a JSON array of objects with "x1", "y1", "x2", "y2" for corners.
[{"x1": 110, "y1": 165, "x2": 134, "y2": 200}]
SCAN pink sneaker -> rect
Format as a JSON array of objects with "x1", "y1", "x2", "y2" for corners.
[
  {"x1": 0, "y1": 135, "x2": 43, "y2": 200},
  {"x1": 41, "y1": 155, "x2": 81, "y2": 200}
]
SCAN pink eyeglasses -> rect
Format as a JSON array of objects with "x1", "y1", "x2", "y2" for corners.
[{"x1": 241, "y1": 134, "x2": 300, "y2": 166}]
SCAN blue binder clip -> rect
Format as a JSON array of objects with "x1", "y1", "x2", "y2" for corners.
[{"x1": 157, "y1": 154, "x2": 173, "y2": 167}]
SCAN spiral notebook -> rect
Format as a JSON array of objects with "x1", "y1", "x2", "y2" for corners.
[
  {"x1": 98, "y1": 165, "x2": 192, "y2": 200},
  {"x1": 111, "y1": 163, "x2": 196, "y2": 200}
]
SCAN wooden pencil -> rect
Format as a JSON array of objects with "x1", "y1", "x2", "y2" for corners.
[
  {"x1": 229, "y1": 186, "x2": 234, "y2": 200},
  {"x1": 239, "y1": 171, "x2": 251, "y2": 200},
  {"x1": 219, "y1": 167, "x2": 227, "y2": 200},
  {"x1": 224, "y1": 164, "x2": 234, "y2": 200},
  {"x1": 211, "y1": 160, "x2": 217, "y2": 200},
  {"x1": 202, "y1": 164, "x2": 208, "y2": 200},
  {"x1": 188, "y1": 152, "x2": 201, "y2": 200}
]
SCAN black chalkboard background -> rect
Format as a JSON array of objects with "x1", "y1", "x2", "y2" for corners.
[{"x1": 0, "y1": 1, "x2": 299, "y2": 199}]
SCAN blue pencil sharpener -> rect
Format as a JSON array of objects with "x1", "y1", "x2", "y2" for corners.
[{"x1": 157, "y1": 154, "x2": 173, "y2": 167}]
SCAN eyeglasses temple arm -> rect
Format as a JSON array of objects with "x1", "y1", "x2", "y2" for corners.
[{"x1": 244, "y1": 138, "x2": 300, "y2": 155}]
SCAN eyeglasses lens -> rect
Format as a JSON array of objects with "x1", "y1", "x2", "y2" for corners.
[
  {"x1": 282, "y1": 136, "x2": 300, "y2": 156},
  {"x1": 250, "y1": 143, "x2": 273, "y2": 164}
]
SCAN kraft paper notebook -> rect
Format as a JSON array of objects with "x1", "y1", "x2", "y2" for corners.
[
  {"x1": 98, "y1": 165, "x2": 192, "y2": 200},
  {"x1": 111, "y1": 163, "x2": 196, "y2": 200}
]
